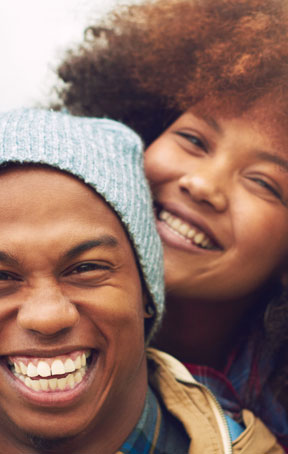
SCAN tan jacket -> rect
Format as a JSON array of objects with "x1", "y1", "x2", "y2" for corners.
[{"x1": 147, "y1": 348, "x2": 284, "y2": 454}]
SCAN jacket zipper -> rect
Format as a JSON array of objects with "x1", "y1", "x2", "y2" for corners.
[{"x1": 195, "y1": 381, "x2": 233, "y2": 454}]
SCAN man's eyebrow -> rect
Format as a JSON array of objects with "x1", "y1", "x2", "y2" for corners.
[
  {"x1": 0, "y1": 251, "x2": 19, "y2": 266},
  {"x1": 63, "y1": 236, "x2": 119, "y2": 261},
  {"x1": 254, "y1": 150, "x2": 288, "y2": 172}
]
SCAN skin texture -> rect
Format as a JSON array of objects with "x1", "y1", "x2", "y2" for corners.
[
  {"x1": 0, "y1": 167, "x2": 148, "y2": 454},
  {"x1": 145, "y1": 105, "x2": 288, "y2": 367}
]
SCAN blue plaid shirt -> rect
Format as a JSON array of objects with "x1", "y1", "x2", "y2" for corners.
[{"x1": 118, "y1": 387, "x2": 189, "y2": 454}]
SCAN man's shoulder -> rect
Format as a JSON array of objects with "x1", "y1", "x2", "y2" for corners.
[{"x1": 147, "y1": 348, "x2": 285, "y2": 454}]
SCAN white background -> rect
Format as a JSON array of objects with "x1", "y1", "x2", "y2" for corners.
[{"x1": 0, "y1": 0, "x2": 135, "y2": 111}]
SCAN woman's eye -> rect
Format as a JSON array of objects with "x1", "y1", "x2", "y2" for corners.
[
  {"x1": 251, "y1": 178, "x2": 281, "y2": 199},
  {"x1": 175, "y1": 132, "x2": 207, "y2": 151}
]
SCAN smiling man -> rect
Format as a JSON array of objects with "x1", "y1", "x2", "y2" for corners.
[
  {"x1": 0, "y1": 109, "x2": 167, "y2": 454},
  {"x1": 0, "y1": 109, "x2": 282, "y2": 454}
]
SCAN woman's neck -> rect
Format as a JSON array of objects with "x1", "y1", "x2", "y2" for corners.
[{"x1": 153, "y1": 295, "x2": 252, "y2": 370}]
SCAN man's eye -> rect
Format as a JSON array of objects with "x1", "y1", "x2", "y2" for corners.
[
  {"x1": 0, "y1": 271, "x2": 21, "y2": 281},
  {"x1": 175, "y1": 132, "x2": 207, "y2": 151},
  {"x1": 65, "y1": 262, "x2": 111, "y2": 276}
]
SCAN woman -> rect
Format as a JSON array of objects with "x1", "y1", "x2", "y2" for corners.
[{"x1": 54, "y1": 0, "x2": 288, "y2": 449}]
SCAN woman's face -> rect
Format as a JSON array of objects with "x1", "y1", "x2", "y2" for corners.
[{"x1": 144, "y1": 107, "x2": 288, "y2": 305}]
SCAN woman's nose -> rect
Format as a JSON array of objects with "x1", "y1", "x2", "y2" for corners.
[
  {"x1": 178, "y1": 171, "x2": 228, "y2": 212},
  {"x1": 17, "y1": 284, "x2": 80, "y2": 336}
]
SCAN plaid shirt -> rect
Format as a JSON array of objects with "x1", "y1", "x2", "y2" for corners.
[
  {"x1": 117, "y1": 387, "x2": 189, "y2": 454},
  {"x1": 184, "y1": 336, "x2": 288, "y2": 453}
]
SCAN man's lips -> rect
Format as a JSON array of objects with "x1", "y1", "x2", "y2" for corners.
[
  {"x1": 5, "y1": 349, "x2": 93, "y2": 393},
  {"x1": 155, "y1": 205, "x2": 222, "y2": 250}
]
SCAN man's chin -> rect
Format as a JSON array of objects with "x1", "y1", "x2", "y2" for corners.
[{"x1": 27, "y1": 433, "x2": 73, "y2": 452}]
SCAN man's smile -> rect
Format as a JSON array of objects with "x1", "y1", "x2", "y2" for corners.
[
  {"x1": 7, "y1": 350, "x2": 92, "y2": 393},
  {"x1": 2, "y1": 349, "x2": 97, "y2": 405}
]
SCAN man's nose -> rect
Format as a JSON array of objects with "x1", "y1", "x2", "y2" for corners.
[
  {"x1": 17, "y1": 283, "x2": 80, "y2": 336},
  {"x1": 178, "y1": 165, "x2": 229, "y2": 212}
]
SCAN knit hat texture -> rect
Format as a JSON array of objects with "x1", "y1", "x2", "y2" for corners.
[{"x1": 0, "y1": 108, "x2": 164, "y2": 341}]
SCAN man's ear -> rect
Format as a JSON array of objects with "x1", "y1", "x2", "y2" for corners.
[{"x1": 142, "y1": 292, "x2": 155, "y2": 319}]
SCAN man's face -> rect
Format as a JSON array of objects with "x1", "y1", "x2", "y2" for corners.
[{"x1": 0, "y1": 167, "x2": 147, "y2": 447}]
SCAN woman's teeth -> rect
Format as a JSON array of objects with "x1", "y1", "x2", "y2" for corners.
[
  {"x1": 159, "y1": 210, "x2": 214, "y2": 249},
  {"x1": 8, "y1": 351, "x2": 91, "y2": 392}
]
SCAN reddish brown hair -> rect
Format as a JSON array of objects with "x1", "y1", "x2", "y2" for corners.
[{"x1": 56, "y1": 0, "x2": 288, "y2": 144}]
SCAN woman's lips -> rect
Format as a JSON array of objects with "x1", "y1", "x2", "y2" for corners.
[{"x1": 156, "y1": 208, "x2": 221, "y2": 252}]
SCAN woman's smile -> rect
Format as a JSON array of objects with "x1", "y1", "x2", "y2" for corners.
[{"x1": 155, "y1": 205, "x2": 222, "y2": 252}]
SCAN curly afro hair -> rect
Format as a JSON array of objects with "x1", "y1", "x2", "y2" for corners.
[{"x1": 55, "y1": 0, "x2": 288, "y2": 145}]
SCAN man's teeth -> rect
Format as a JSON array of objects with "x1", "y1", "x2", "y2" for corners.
[
  {"x1": 14, "y1": 367, "x2": 87, "y2": 392},
  {"x1": 159, "y1": 210, "x2": 213, "y2": 249},
  {"x1": 9, "y1": 351, "x2": 91, "y2": 392}
]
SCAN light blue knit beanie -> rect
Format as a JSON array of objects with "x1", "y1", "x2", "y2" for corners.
[{"x1": 0, "y1": 108, "x2": 164, "y2": 341}]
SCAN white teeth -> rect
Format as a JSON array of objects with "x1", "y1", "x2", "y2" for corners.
[
  {"x1": 170, "y1": 217, "x2": 181, "y2": 229},
  {"x1": 160, "y1": 209, "x2": 214, "y2": 249},
  {"x1": 30, "y1": 379, "x2": 41, "y2": 392},
  {"x1": 81, "y1": 353, "x2": 86, "y2": 367},
  {"x1": 201, "y1": 237, "x2": 210, "y2": 247},
  {"x1": 51, "y1": 359, "x2": 65, "y2": 375},
  {"x1": 25, "y1": 376, "x2": 31, "y2": 388},
  {"x1": 19, "y1": 362, "x2": 27, "y2": 375},
  {"x1": 187, "y1": 229, "x2": 196, "y2": 239},
  {"x1": 49, "y1": 378, "x2": 57, "y2": 391},
  {"x1": 37, "y1": 361, "x2": 51, "y2": 377},
  {"x1": 74, "y1": 355, "x2": 82, "y2": 370},
  {"x1": 18, "y1": 367, "x2": 87, "y2": 392},
  {"x1": 194, "y1": 232, "x2": 205, "y2": 245},
  {"x1": 159, "y1": 210, "x2": 169, "y2": 221},
  {"x1": 64, "y1": 358, "x2": 75, "y2": 373},
  {"x1": 40, "y1": 379, "x2": 49, "y2": 391},
  {"x1": 67, "y1": 373, "x2": 75, "y2": 389},
  {"x1": 10, "y1": 351, "x2": 91, "y2": 388},
  {"x1": 75, "y1": 371, "x2": 82, "y2": 384},
  {"x1": 14, "y1": 363, "x2": 21, "y2": 374},
  {"x1": 179, "y1": 224, "x2": 190, "y2": 236},
  {"x1": 27, "y1": 363, "x2": 38, "y2": 378},
  {"x1": 58, "y1": 377, "x2": 67, "y2": 390}
]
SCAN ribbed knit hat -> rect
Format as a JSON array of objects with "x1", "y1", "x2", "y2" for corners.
[{"x1": 0, "y1": 108, "x2": 164, "y2": 341}]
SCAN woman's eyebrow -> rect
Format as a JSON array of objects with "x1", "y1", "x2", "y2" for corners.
[
  {"x1": 63, "y1": 236, "x2": 119, "y2": 261},
  {"x1": 253, "y1": 150, "x2": 288, "y2": 172},
  {"x1": 201, "y1": 115, "x2": 222, "y2": 133}
]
